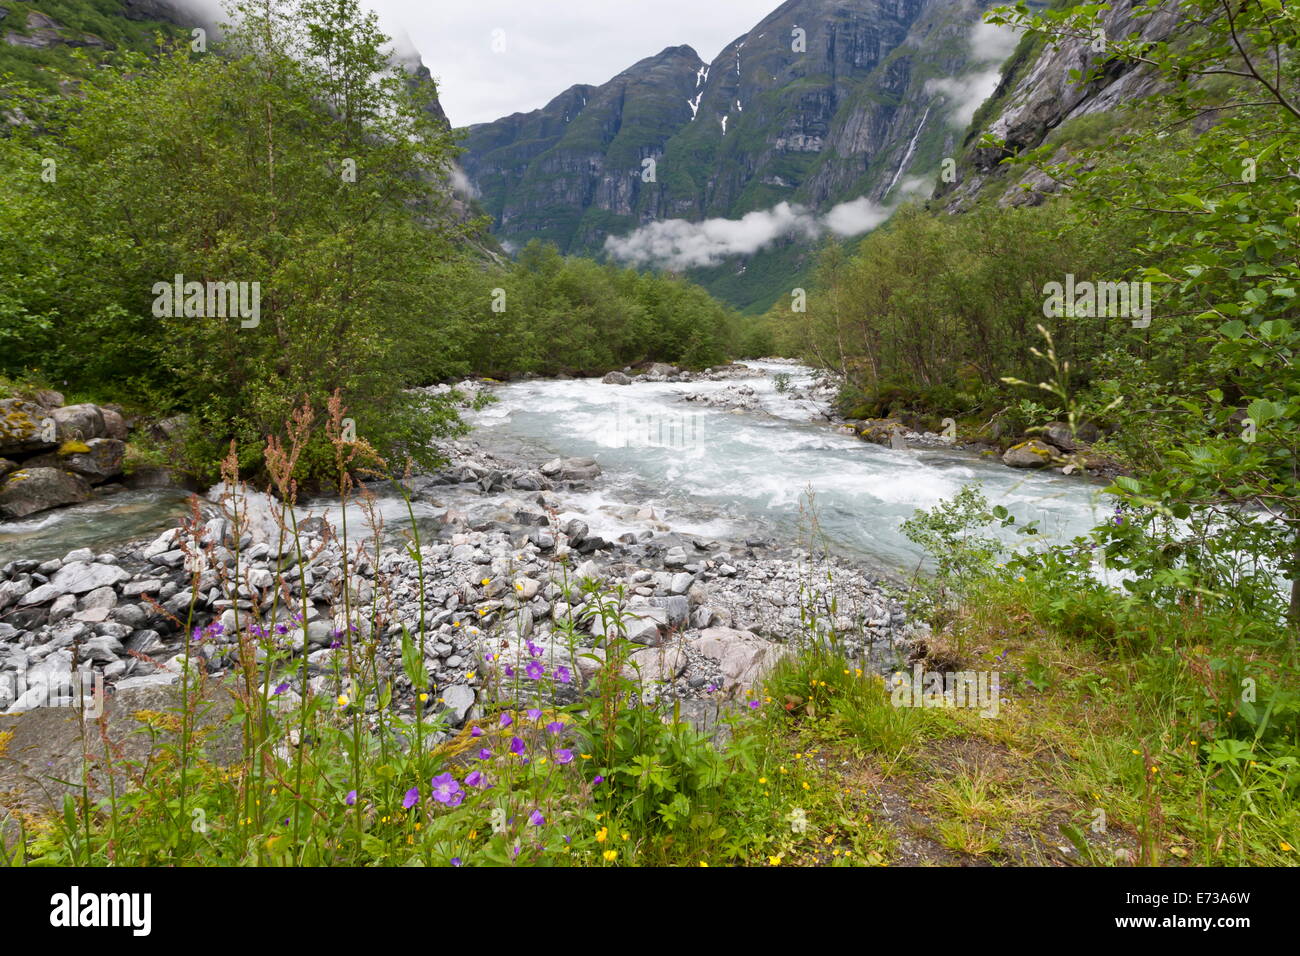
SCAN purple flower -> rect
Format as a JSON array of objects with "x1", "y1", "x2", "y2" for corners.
[
  {"x1": 499, "y1": 713, "x2": 513, "y2": 728},
  {"x1": 527, "y1": 641, "x2": 543, "y2": 659},
  {"x1": 546, "y1": 721, "x2": 564, "y2": 736},
  {"x1": 470, "y1": 725, "x2": 484, "y2": 738},
  {"x1": 510, "y1": 736, "x2": 526, "y2": 756},
  {"x1": 555, "y1": 749, "x2": 574, "y2": 765},
  {"x1": 748, "y1": 700, "x2": 760, "y2": 710},
  {"x1": 529, "y1": 809, "x2": 545, "y2": 826},
  {"x1": 527, "y1": 708, "x2": 542, "y2": 722},
  {"x1": 249, "y1": 624, "x2": 268, "y2": 639},
  {"x1": 706, "y1": 683, "x2": 718, "y2": 694},
  {"x1": 451, "y1": 857, "x2": 463, "y2": 867},
  {"x1": 525, "y1": 660, "x2": 545, "y2": 681},
  {"x1": 402, "y1": 787, "x2": 420, "y2": 809},
  {"x1": 329, "y1": 640, "x2": 342, "y2": 650},
  {"x1": 466, "y1": 770, "x2": 487, "y2": 789},
  {"x1": 555, "y1": 666, "x2": 572, "y2": 685},
  {"x1": 593, "y1": 775, "x2": 605, "y2": 785},
  {"x1": 431, "y1": 773, "x2": 464, "y2": 807},
  {"x1": 275, "y1": 623, "x2": 289, "y2": 635},
  {"x1": 504, "y1": 665, "x2": 515, "y2": 677},
  {"x1": 477, "y1": 748, "x2": 492, "y2": 761},
  {"x1": 273, "y1": 682, "x2": 290, "y2": 696},
  {"x1": 345, "y1": 790, "x2": 357, "y2": 806}
]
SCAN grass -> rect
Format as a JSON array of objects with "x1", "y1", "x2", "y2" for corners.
[{"x1": 0, "y1": 405, "x2": 1294, "y2": 866}]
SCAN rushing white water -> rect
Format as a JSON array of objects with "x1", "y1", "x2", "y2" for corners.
[
  {"x1": 469, "y1": 361, "x2": 1114, "y2": 573},
  {"x1": 2, "y1": 362, "x2": 1115, "y2": 572}
]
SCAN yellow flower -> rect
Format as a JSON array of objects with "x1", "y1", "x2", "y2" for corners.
[
  {"x1": 768, "y1": 854, "x2": 783, "y2": 866},
  {"x1": 758, "y1": 776, "x2": 767, "y2": 784},
  {"x1": 336, "y1": 694, "x2": 349, "y2": 708},
  {"x1": 481, "y1": 578, "x2": 490, "y2": 586},
  {"x1": 596, "y1": 827, "x2": 608, "y2": 843},
  {"x1": 1282, "y1": 842, "x2": 1293, "y2": 852},
  {"x1": 699, "y1": 861, "x2": 709, "y2": 867},
  {"x1": 452, "y1": 621, "x2": 461, "y2": 628},
  {"x1": 419, "y1": 693, "x2": 429, "y2": 703},
  {"x1": 603, "y1": 850, "x2": 617, "y2": 862},
  {"x1": 466, "y1": 671, "x2": 477, "y2": 681},
  {"x1": 621, "y1": 832, "x2": 629, "y2": 841},
  {"x1": 802, "y1": 781, "x2": 810, "y2": 790}
]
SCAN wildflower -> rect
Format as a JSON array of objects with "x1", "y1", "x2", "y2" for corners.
[
  {"x1": 273, "y1": 682, "x2": 290, "y2": 696},
  {"x1": 419, "y1": 693, "x2": 429, "y2": 703},
  {"x1": 466, "y1": 770, "x2": 488, "y2": 789},
  {"x1": 603, "y1": 850, "x2": 617, "y2": 862},
  {"x1": 490, "y1": 807, "x2": 508, "y2": 835},
  {"x1": 471, "y1": 725, "x2": 484, "y2": 738},
  {"x1": 500, "y1": 713, "x2": 513, "y2": 728},
  {"x1": 1282, "y1": 842, "x2": 1293, "y2": 852},
  {"x1": 510, "y1": 736, "x2": 527, "y2": 755},
  {"x1": 768, "y1": 854, "x2": 783, "y2": 866},
  {"x1": 337, "y1": 694, "x2": 350, "y2": 709},
  {"x1": 529, "y1": 809, "x2": 545, "y2": 826},
  {"x1": 275, "y1": 623, "x2": 290, "y2": 635},
  {"x1": 546, "y1": 721, "x2": 565, "y2": 735},
  {"x1": 556, "y1": 666, "x2": 572, "y2": 684},
  {"x1": 402, "y1": 787, "x2": 420, "y2": 810},
  {"x1": 555, "y1": 749, "x2": 574, "y2": 765},
  {"x1": 451, "y1": 858, "x2": 463, "y2": 867},
  {"x1": 527, "y1": 641, "x2": 543, "y2": 658},
  {"x1": 748, "y1": 700, "x2": 760, "y2": 710},
  {"x1": 593, "y1": 775, "x2": 605, "y2": 785},
  {"x1": 477, "y1": 748, "x2": 492, "y2": 760},
  {"x1": 481, "y1": 578, "x2": 491, "y2": 587},
  {"x1": 528, "y1": 708, "x2": 543, "y2": 721},
  {"x1": 699, "y1": 861, "x2": 708, "y2": 867},
  {"x1": 345, "y1": 790, "x2": 357, "y2": 807},
  {"x1": 525, "y1": 660, "x2": 545, "y2": 680},
  {"x1": 466, "y1": 671, "x2": 477, "y2": 681},
  {"x1": 431, "y1": 773, "x2": 464, "y2": 807},
  {"x1": 596, "y1": 827, "x2": 608, "y2": 843},
  {"x1": 788, "y1": 808, "x2": 809, "y2": 834}
]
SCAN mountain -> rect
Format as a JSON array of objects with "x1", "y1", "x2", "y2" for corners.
[
  {"x1": 938, "y1": 0, "x2": 1185, "y2": 210},
  {"x1": 460, "y1": 0, "x2": 1015, "y2": 308}
]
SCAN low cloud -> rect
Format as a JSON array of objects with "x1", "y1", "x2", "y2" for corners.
[
  {"x1": 604, "y1": 195, "x2": 896, "y2": 270},
  {"x1": 927, "y1": 18, "x2": 1022, "y2": 128}
]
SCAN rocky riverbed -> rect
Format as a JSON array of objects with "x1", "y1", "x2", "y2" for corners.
[{"x1": 0, "y1": 435, "x2": 918, "y2": 739}]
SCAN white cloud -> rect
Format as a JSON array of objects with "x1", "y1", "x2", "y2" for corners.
[
  {"x1": 927, "y1": 18, "x2": 1022, "y2": 128},
  {"x1": 605, "y1": 195, "x2": 897, "y2": 270}
]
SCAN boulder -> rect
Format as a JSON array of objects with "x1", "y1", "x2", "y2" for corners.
[
  {"x1": 602, "y1": 371, "x2": 632, "y2": 385},
  {"x1": 1002, "y1": 440, "x2": 1057, "y2": 469},
  {"x1": 49, "y1": 560, "x2": 131, "y2": 595},
  {"x1": 690, "y1": 627, "x2": 786, "y2": 697},
  {"x1": 26, "y1": 438, "x2": 126, "y2": 484},
  {"x1": 857, "y1": 419, "x2": 906, "y2": 446},
  {"x1": 0, "y1": 467, "x2": 91, "y2": 518},
  {"x1": 1041, "y1": 421, "x2": 1100, "y2": 453},
  {"x1": 100, "y1": 408, "x2": 129, "y2": 441},
  {"x1": 50, "y1": 404, "x2": 106, "y2": 442},
  {"x1": 0, "y1": 399, "x2": 56, "y2": 456},
  {"x1": 539, "y1": 457, "x2": 601, "y2": 482}
]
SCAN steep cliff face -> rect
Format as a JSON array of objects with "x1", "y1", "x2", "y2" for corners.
[
  {"x1": 939, "y1": 0, "x2": 1185, "y2": 209},
  {"x1": 461, "y1": 0, "x2": 1001, "y2": 263},
  {"x1": 462, "y1": 45, "x2": 707, "y2": 251}
]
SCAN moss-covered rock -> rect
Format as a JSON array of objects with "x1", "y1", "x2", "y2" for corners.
[{"x1": 1002, "y1": 440, "x2": 1057, "y2": 469}]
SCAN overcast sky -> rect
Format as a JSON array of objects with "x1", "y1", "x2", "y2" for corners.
[{"x1": 368, "y1": 0, "x2": 783, "y2": 127}]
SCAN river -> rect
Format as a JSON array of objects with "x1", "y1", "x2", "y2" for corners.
[{"x1": 1, "y1": 362, "x2": 1113, "y2": 572}]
